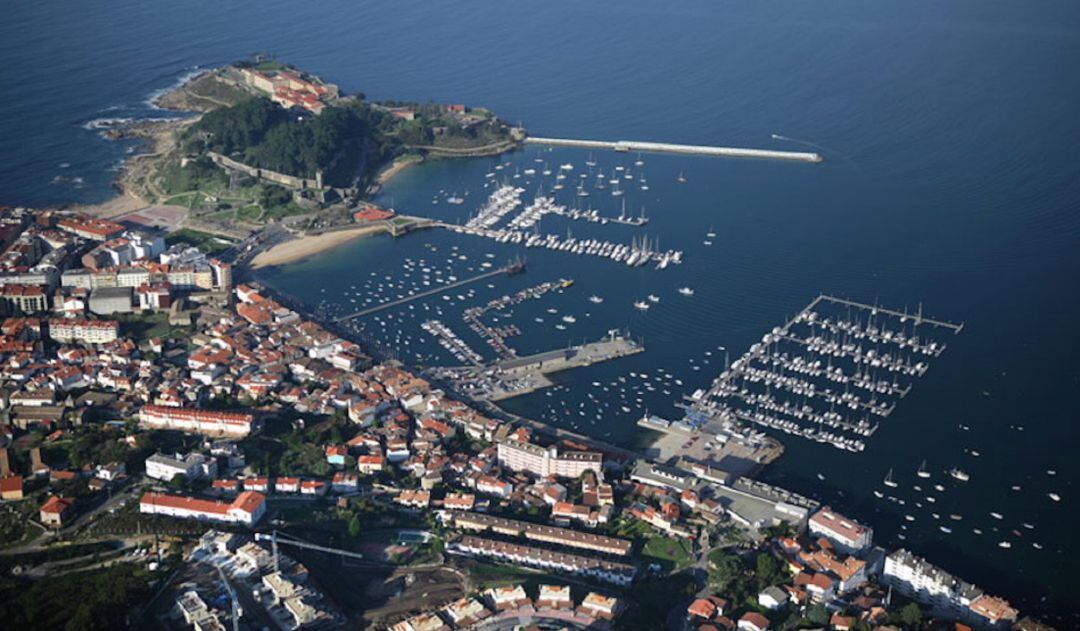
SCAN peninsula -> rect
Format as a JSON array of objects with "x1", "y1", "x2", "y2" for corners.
[{"x1": 93, "y1": 58, "x2": 524, "y2": 266}]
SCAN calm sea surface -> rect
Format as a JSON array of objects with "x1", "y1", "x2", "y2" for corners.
[{"x1": 3, "y1": 0, "x2": 1079, "y2": 622}]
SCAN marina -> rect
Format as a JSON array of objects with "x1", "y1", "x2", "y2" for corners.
[
  {"x1": 462, "y1": 278, "x2": 576, "y2": 360},
  {"x1": 446, "y1": 184, "x2": 682, "y2": 270},
  {"x1": 655, "y1": 295, "x2": 962, "y2": 459}
]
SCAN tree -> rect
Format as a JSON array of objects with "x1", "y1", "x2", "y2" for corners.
[
  {"x1": 347, "y1": 514, "x2": 361, "y2": 538},
  {"x1": 169, "y1": 473, "x2": 188, "y2": 489},
  {"x1": 805, "y1": 604, "x2": 829, "y2": 626},
  {"x1": 707, "y1": 549, "x2": 744, "y2": 591},
  {"x1": 891, "y1": 602, "x2": 924, "y2": 629},
  {"x1": 755, "y1": 551, "x2": 787, "y2": 590}
]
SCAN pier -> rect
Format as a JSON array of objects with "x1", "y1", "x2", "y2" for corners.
[
  {"x1": 333, "y1": 262, "x2": 523, "y2": 323},
  {"x1": 524, "y1": 137, "x2": 823, "y2": 163},
  {"x1": 430, "y1": 330, "x2": 644, "y2": 401}
]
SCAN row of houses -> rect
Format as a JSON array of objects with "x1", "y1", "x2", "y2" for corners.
[
  {"x1": 447, "y1": 535, "x2": 636, "y2": 587},
  {"x1": 444, "y1": 510, "x2": 633, "y2": 557},
  {"x1": 390, "y1": 584, "x2": 623, "y2": 631}
]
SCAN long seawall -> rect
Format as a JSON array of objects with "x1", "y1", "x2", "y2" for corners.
[{"x1": 524, "y1": 136, "x2": 823, "y2": 163}]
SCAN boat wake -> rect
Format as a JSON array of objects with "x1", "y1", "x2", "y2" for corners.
[{"x1": 771, "y1": 133, "x2": 846, "y2": 162}]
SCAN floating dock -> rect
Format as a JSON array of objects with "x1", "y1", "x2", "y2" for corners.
[{"x1": 524, "y1": 137, "x2": 823, "y2": 163}]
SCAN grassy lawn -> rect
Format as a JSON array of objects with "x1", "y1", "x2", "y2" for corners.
[
  {"x1": 188, "y1": 76, "x2": 252, "y2": 106},
  {"x1": 466, "y1": 561, "x2": 566, "y2": 592},
  {"x1": 234, "y1": 204, "x2": 265, "y2": 223},
  {"x1": 166, "y1": 228, "x2": 234, "y2": 255},
  {"x1": 114, "y1": 311, "x2": 191, "y2": 344},
  {"x1": 263, "y1": 202, "x2": 311, "y2": 222},
  {"x1": 641, "y1": 535, "x2": 695, "y2": 572}
]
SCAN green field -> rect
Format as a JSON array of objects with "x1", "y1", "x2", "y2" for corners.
[
  {"x1": 165, "y1": 228, "x2": 235, "y2": 255},
  {"x1": 641, "y1": 535, "x2": 695, "y2": 572},
  {"x1": 114, "y1": 311, "x2": 191, "y2": 343}
]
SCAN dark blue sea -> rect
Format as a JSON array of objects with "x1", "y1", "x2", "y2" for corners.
[{"x1": 4, "y1": 0, "x2": 1079, "y2": 622}]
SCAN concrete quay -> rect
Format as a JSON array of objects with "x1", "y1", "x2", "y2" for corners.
[{"x1": 524, "y1": 136, "x2": 823, "y2": 163}]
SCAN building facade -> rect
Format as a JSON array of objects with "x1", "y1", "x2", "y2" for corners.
[
  {"x1": 496, "y1": 439, "x2": 602, "y2": 479},
  {"x1": 139, "y1": 405, "x2": 256, "y2": 438},
  {"x1": 140, "y1": 491, "x2": 266, "y2": 526}
]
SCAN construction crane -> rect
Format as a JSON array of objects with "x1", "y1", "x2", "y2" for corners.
[
  {"x1": 212, "y1": 563, "x2": 240, "y2": 631},
  {"x1": 254, "y1": 530, "x2": 364, "y2": 573}
]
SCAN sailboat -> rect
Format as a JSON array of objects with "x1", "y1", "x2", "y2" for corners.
[
  {"x1": 676, "y1": 172, "x2": 687, "y2": 183},
  {"x1": 883, "y1": 468, "x2": 899, "y2": 488},
  {"x1": 917, "y1": 460, "x2": 931, "y2": 479}
]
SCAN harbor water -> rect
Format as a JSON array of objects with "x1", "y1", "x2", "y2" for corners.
[{"x1": 3, "y1": 0, "x2": 1079, "y2": 622}]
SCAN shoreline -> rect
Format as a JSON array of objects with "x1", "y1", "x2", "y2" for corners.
[
  {"x1": 249, "y1": 224, "x2": 387, "y2": 268},
  {"x1": 366, "y1": 154, "x2": 424, "y2": 197},
  {"x1": 80, "y1": 94, "x2": 202, "y2": 219}
]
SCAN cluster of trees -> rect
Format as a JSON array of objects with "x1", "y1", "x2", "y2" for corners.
[
  {"x1": 0, "y1": 563, "x2": 152, "y2": 630},
  {"x1": 184, "y1": 97, "x2": 399, "y2": 185},
  {"x1": 185, "y1": 97, "x2": 286, "y2": 156},
  {"x1": 706, "y1": 549, "x2": 793, "y2": 615}
]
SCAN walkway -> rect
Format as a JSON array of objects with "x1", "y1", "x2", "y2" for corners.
[{"x1": 334, "y1": 266, "x2": 512, "y2": 322}]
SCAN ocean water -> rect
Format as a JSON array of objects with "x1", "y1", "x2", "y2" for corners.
[{"x1": 3, "y1": 0, "x2": 1079, "y2": 622}]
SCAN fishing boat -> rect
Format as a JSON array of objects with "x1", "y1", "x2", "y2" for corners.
[
  {"x1": 949, "y1": 468, "x2": 970, "y2": 482},
  {"x1": 883, "y1": 468, "x2": 898, "y2": 488}
]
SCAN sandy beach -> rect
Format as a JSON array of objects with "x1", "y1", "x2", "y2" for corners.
[{"x1": 250, "y1": 224, "x2": 387, "y2": 268}]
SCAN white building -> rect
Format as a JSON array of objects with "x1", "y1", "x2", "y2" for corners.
[
  {"x1": 145, "y1": 451, "x2": 217, "y2": 482},
  {"x1": 140, "y1": 491, "x2": 266, "y2": 527},
  {"x1": 496, "y1": 439, "x2": 602, "y2": 479},
  {"x1": 139, "y1": 405, "x2": 256, "y2": 438},
  {"x1": 808, "y1": 506, "x2": 873, "y2": 553},
  {"x1": 883, "y1": 549, "x2": 983, "y2": 618},
  {"x1": 47, "y1": 318, "x2": 119, "y2": 344}
]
